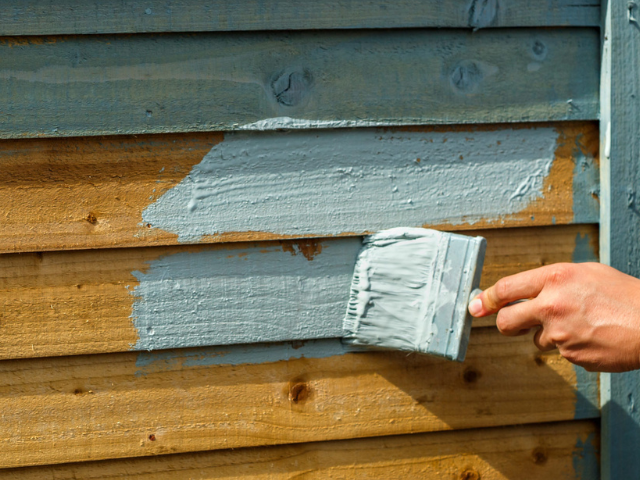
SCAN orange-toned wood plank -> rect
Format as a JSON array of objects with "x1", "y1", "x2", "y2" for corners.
[
  {"x1": 1, "y1": 421, "x2": 599, "y2": 479},
  {"x1": 0, "y1": 328, "x2": 598, "y2": 468},
  {"x1": 0, "y1": 123, "x2": 598, "y2": 254},
  {"x1": 0, "y1": 224, "x2": 597, "y2": 360}
]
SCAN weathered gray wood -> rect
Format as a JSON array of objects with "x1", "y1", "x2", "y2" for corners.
[
  {"x1": 600, "y1": 1, "x2": 640, "y2": 479},
  {"x1": 0, "y1": 29, "x2": 599, "y2": 139},
  {"x1": 0, "y1": 0, "x2": 601, "y2": 36}
]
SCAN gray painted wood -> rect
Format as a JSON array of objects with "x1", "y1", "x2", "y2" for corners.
[
  {"x1": 143, "y1": 126, "x2": 599, "y2": 242},
  {"x1": 131, "y1": 238, "x2": 362, "y2": 351},
  {"x1": 0, "y1": 0, "x2": 601, "y2": 36},
  {"x1": 600, "y1": 1, "x2": 640, "y2": 479},
  {"x1": 0, "y1": 29, "x2": 599, "y2": 138}
]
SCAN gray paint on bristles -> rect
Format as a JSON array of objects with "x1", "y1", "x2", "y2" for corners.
[{"x1": 343, "y1": 228, "x2": 486, "y2": 361}]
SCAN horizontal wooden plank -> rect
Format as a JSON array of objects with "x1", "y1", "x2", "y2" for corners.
[
  {"x1": 1, "y1": 420, "x2": 599, "y2": 479},
  {"x1": 0, "y1": 0, "x2": 601, "y2": 36},
  {"x1": 0, "y1": 224, "x2": 598, "y2": 360},
  {"x1": 0, "y1": 122, "x2": 599, "y2": 254},
  {"x1": 0, "y1": 29, "x2": 599, "y2": 139},
  {"x1": 0, "y1": 328, "x2": 599, "y2": 468}
]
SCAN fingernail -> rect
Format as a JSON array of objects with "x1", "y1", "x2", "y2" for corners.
[{"x1": 468, "y1": 298, "x2": 483, "y2": 316}]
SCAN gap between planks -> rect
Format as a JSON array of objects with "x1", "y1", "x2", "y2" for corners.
[
  {"x1": 0, "y1": 122, "x2": 599, "y2": 255},
  {"x1": 0, "y1": 420, "x2": 599, "y2": 479},
  {"x1": 0, "y1": 29, "x2": 599, "y2": 139},
  {"x1": 0, "y1": 327, "x2": 599, "y2": 469},
  {"x1": 0, "y1": 0, "x2": 601, "y2": 36}
]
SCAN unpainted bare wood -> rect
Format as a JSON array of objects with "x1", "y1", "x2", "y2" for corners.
[
  {"x1": 0, "y1": 328, "x2": 598, "y2": 468},
  {"x1": 1, "y1": 421, "x2": 599, "y2": 479}
]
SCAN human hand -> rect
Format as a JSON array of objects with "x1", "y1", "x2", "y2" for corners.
[{"x1": 468, "y1": 262, "x2": 640, "y2": 372}]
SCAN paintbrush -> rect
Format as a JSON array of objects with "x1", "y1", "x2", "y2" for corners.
[{"x1": 342, "y1": 227, "x2": 486, "y2": 362}]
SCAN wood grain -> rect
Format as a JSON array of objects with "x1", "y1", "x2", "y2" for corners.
[
  {"x1": 0, "y1": 0, "x2": 601, "y2": 36},
  {"x1": 0, "y1": 328, "x2": 598, "y2": 468},
  {"x1": 0, "y1": 224, "x2": 598, "y2": 360},
  {"x1": 1, "y1": 420, "x2": 599, "y2": 479},
  {"x1": 0, "y1": 122, "x2": 599, "y2": 254},
  {"x1": 0, "y1": 29, "x2": 599, "y2": 139}
]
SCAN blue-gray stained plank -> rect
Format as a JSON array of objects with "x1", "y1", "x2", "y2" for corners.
[
  {"x1": 600, "y1": 1, "x2": 640, "y2": 479},
  {"x1": 0, "y1": 0, "x2": 601, "y2": 36},
  {"x1": 0, "y1": 29, "x2": 599, "y2": 139}
]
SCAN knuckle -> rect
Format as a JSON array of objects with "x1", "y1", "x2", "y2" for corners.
[
  {"x1": 550, "y1": 330, "x2": 570, "y2": 344},
  {"x1": 560, "y1": 348, "x2": 578, "y2": 364},
  {"x1": 546, "y1": 263, "x2": 575, "y2": 285},
  {"x1": 534, "y1": 328, "x2": 556, "y2": 351},
  {"x1": 494, "y1": 278, "x2": 511, "y2": 304},
  {"x1": 538, "y1": 299, "x2": 565, "y2": 321},
  {"x1": 496, "y1": 310, "x2": 513, "y2": 333}
]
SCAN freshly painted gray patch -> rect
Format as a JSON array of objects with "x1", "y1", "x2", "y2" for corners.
[
  {"x1": 572, "y1": 148, "x2": 600, "y2": 223},
  {"x1": 143, "y1": 127, "x2": 562, "y2": 243},
  {"x1": 238, "y1": 117, "x2": 394, "y2": 130},
  {"x1": 343, "y1": 228, "x2": 485, "y2": 361},
  {"x1": 573, "y1": 364, "x2": 600, "y2": 420},
  {"x1": 572, "y1": 233, "x2": 598, "y2": 263},
  {"x1": 131, "y1": 239, "x2": 361, "y2": 351},
  {"x1": 135, "y1": 338, "x2": 350, "y2": 375}
]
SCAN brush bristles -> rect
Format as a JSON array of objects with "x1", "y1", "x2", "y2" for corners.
[
  {"x1": 342, "y1": 228, "x2": 448, "y2": 353},
  {"x1": 342, "y1": 227, "x2": 486, "y2": 361}
]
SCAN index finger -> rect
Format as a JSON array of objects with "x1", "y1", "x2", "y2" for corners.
[{"x1": 469, "y1": 266, "x2": 551, "y2": 317}]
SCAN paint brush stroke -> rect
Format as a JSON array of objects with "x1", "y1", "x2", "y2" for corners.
[
  {"x1": 142, "y1": 127, "x2": 559, "y2": 243},
  {"x1": 131, "y1": 239, "x2": 361, "y2": 351}
]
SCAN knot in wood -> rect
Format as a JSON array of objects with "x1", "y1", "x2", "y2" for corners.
[
  {"x1": 463, "y1": 366, "x2": 481, "y2": 384},
  {"x1": 272, "y1": 70, "x2": 313, "y2": 107},
  {"x1": 289, "y1": 382, "x2": 309, "y2": 403},
  {"x1": 531, "y1": 40, "x2": 547, "y2": 61},
  {"x1": 532, "y1": 447, "x2": 548, "y2": 465},
  {"x1": 468, "y1": 0, "x2": 498, "y2": 30},
  {"x1": 459, "y1": 468, "x2": 481, "y2": 480},
  {"x1": 450, "y1": 61, "x2": 482, "y2": 93},
  {"x1": 86, "y1": 212, "x2": 98, "y2": 225}
]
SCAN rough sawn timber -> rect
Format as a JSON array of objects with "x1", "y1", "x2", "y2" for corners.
[
  {"x1": 0, "y1": 224, "x2": 598, "y2": 360},
  {"x1": 0, "y1": 0, "x2": 601, "y2": 36},
  {"x1": 0, "y1": 29, "x2": 599, "y2": 139},
  {"x1": 1, "y1": 421, "x2": 599, "y2": 479},
  {"x1": 0, "y1": 122, "x2": 599, "y2": 254},
  {"x1": 0, "y1": 328, "x2": 598, "y2": 468}
]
